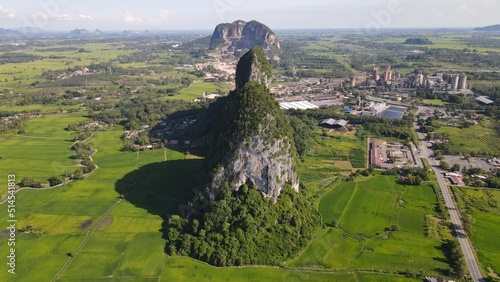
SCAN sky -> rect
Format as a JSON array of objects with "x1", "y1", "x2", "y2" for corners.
[{"x1": 0, "y1": 0, "x2": 499, "y2": 31}]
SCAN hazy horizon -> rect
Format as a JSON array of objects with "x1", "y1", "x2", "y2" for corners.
[{"x1": 0, "y1": 0, "x2": 499, "y2": 32}]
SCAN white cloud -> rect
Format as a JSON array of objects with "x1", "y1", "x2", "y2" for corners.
[
  {"x1": 123, "y1": 10, "x2": 143, "y2": 24},
  {"x1": 433, "y1": 11, "x2": 444, "y2": 18},
  {"x1": 79, "y1": 14, "x2": 94, "y2": 20},
  {"x1": 30, "y1": 12, "x2": 94, "y2": 22},
  {"x1": 457, "y1": 4, "x2": 468, "y2": 12},
  {"x1": 51, "y1": 14, "x2": 73, "y2": 21},
  {"x1": 0, "y1": 5, "x2": 15, "y2": 19},
  {"x1": 159, "y1": 9, "x2": 170, "y2": 20}
]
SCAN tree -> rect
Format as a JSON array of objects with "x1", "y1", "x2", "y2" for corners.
[
  {"x1": 462, "y1": 214, "x2": 476, "y2": 235},
  {"x1": 73, "y1": 169, "x2": 84, "y2": 180},
  {"x1": 19, "y1": 177, "x2": 42, "y2": 188},
  {"x1": 440, "y1": 160, "x2": 450, "y2": 170},
  {"x1": 48, "y1": 175, "x2": 64, "y2": 186},
  {"x1": 442, "y1": 239, "x2": 467, "y2": 278},
  {"x1": 450, "y1": 163, "x2": 461, "y2": 172}
]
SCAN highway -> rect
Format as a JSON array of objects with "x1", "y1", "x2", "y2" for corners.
[{"x1": 414, "y1": 109, "x2": 483, "y2": 281}]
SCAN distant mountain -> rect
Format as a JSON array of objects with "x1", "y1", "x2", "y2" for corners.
[
  {"x1": 209, "y1": 20, "x2": 281, "y2": 60},
  {"x1": 13, "y1": 26, "x2": 43, "y2": 34},
  {"x1": 70, "y1": 29, "x2": 88, "y2": 35},
  {"x1": 0, "y1": 28, "x2": 22, "y2": 38},
  {"x1": 474, "y1": 24, "x2": 500, "y2": 32}
]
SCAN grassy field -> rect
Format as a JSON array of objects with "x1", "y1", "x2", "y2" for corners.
[
  {"x1": 294, "y1": 175, "x2": 449, "y2": 277},
  {"x1": 0, "y1": 112, "x2": 88, "y2": 198},
  {"x1": 300, "y1": 132, "x2": 366, "y2": 188},
  {"x1": 162, "y1": 256, "x2": 422, "y2": 282},
  {"x1": 0, "y1": 43, "x2": 132, "y2": 89},
  {"x1": 423, "y1": 99, "x2": 449, "y2": 106},
  {"x1": 0, "y1": 104, "x2": 83, "y2": 115},
  {"x1": 0, "y1": 119, "x2": 201, "y2": 281},
  {"x1": 167, "y1": 82, "x2": 231, "y2": 101},
  {"x1": 452, "y1": 186, "x2": 500, "y2": 278},
  {"x1": 436, "y1": 124, "x2": 500, "y2": 156}
]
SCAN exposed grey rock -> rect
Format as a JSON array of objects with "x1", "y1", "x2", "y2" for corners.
[{"x1": 209, "y1": 20, "x2": 280, "y2": 60}]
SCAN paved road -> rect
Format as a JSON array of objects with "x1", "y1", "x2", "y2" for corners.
[{"x1": 414, "y1": 112, "x2": 483, "y2": 282}]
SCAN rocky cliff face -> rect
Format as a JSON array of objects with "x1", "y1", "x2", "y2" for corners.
[
  {"x1": 207, "y1": 46, "x2": 298, "y2": 200},
  {"x1": 209, "y1": 20, "x2": 280, "y2": 60}
]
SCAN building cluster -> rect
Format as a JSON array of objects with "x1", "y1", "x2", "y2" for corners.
[
  {"x1": 442, "y1": 171, "x2": 465, "y2": 186},
  {"x1": 1, "y1": 112, "x2": 41, "y2": 124},
  {"x1": 367, "y1": 101, "x2": 387, "y2": 114},
  {"x1": 411, "y1": 72, "x2": 470, "y2": 93},
  {"x1": 369, "y1": 141, "x2": 415, "y2": 169},
  {"x1": 271, "y1": 78, "x2": 344, "y2": 96},
  {"x1": 277, "y1": 93, "x2": 345, "y2": 110},
  {"x1": 58, "y1": 67, "x2": 96, "y2": 80},
  {"x1": 348, "y1": 65, "x2": 398, "y2": 88},
  {"x1": 347, "y1": 65, "x2": 472, "y2": 94}
]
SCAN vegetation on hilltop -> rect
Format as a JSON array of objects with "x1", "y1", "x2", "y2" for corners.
[
  {"x1": 235, "y1": 46, "x2": 272, "y2": 90},
  {"x1": 164, "y1": 183, "x2": 320, "y2": 266},
  {"x1": 205, "y1": 82, "x2": 295, "y2": 169}
]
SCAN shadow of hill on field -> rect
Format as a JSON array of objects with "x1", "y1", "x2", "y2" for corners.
[{"x1": 115, "y1": 158, "x2": 204, "y2": 219}]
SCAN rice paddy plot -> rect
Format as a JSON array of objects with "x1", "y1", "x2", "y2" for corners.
[
  {"x1": 452, "y1": 187, "x2": 500, "y2": 276},
  {"x1": 350, "y1": 233, "x2": 447, "y2": 274},
  {"x1": 357, "y1": 273, "x2": 422, "y2": 281},
  {"x1": 98, "y1": 216, "x2": 163, "y2": 233},
  {"x1": 0, "y1": 233, "x2": 83, "y2": 281},
  {"x1": 298, "y1": 175, "x2": 448, "y2": 276},
  {"x1": 340, "y1": 179, "x2": 400, "y2": 236},
  {"x1": 35, "y1": 199, "x2": 114, "y2": 216},
  {"x1": 80, "y1": 232, "x2": 136, "y2": 254},
  {"x1": 319, "y1": 182, "x2": 356, "y2": 226},
  {"x1": 54, "y1": 181, "x2": 122, "y2": 201},
  {"x1": 60, "y1": 253, "x2": 123, "y2": 279},
  {"x1": 162, "y1": 257, "x2": 357, "y2": 282},
  {"x1": 470, "y1": 210, "x2": 500, "y2": 274},
  {"x1": 115, "y1": 232, "x2": 166, "y2": 277},
  {"x1": 287, "y1": 227, "x2": 362, "y2": 269},
  {"x1": 16, "y1": 214, "x2": 96, "y2": 234},
  {"x1": 14, "y1": 254, "x2": 70, "y2": 282}
]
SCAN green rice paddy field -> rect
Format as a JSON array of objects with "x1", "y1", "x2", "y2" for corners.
[
  {"x1": 0, "y1": 114, "x2": 438, "y2": 281},
  {"x1": 452, "y1": 187, "x2": 500, "y2": 277},
  {"x1": 436, "y1": 124, "x2": 500, "y2": 156},
  {"x1": 0, "y1": 113, "x2": 87, "y2": 198},
  {"x1": 291, "y1": 175, "x2": 449, "y2": 277}
]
